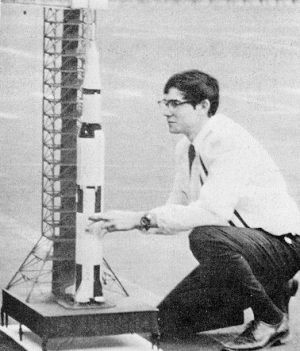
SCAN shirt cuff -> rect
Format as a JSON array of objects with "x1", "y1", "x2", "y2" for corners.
[{"x1": 150, "y1": 204, "x2": 227, "y2": 233}]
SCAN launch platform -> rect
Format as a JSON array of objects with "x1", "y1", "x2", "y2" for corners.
[
  {"x1": 0, "y1": 324, "x2": 158, "y2": 351},
  {"x1": 1, "y1": 289, "x2": 160, "y2": 351}
]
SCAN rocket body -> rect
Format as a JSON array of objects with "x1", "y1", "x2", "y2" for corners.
[{"x1": 74, "y1": 38, "x2": 105, "y2": 304}]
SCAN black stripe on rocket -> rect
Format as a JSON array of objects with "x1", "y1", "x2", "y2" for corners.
[
  {"x1": 75, "y1": 264, "x2": 103, "y2": 299},
  {"x1": 76, "y1": 186, "x2": 102, "y2": 213}
]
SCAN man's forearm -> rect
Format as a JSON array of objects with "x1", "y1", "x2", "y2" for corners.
[{"x1": 150, "y1": 203, "x2": 227, "y2": 232}]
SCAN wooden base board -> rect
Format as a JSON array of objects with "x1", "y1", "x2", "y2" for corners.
[{"x1": 0, "y1": 325, "x2": 161, "y2": 351}]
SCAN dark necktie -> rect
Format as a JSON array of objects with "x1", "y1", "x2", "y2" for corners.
[{"x1": 188, "y1": 144, "x2": 196, "y2": 176}]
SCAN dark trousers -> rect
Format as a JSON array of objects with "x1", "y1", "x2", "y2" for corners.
[{"x1": 157, "y1": 226, "x2": 300, "y2": 337}]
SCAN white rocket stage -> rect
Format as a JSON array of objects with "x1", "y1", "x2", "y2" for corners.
[{"x1": 0, "y1": 324, "x2": 160, "y2": 351}]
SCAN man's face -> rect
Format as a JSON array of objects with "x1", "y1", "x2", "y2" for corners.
[{"x1": 160, "y1": 88, "x2": 201, "y2": 137}]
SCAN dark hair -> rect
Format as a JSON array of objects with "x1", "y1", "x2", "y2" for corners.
[{"x1": 163, "y1": 70, "x2": 219, "y2": 117}]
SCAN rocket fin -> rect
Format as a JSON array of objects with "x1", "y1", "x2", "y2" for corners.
[{"x1": 93, "y1": 265, "x2": 104, "y2": 302}]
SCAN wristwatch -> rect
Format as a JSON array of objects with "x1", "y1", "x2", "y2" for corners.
[{"x1": 140, "y1": 213, "x2": 152, "y2": 231}]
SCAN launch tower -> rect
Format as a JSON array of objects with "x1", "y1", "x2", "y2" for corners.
[{"x1": 0, "y1": 2, "x2": 160, "y2": 350}]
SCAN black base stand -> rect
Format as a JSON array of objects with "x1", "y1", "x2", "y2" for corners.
[{"x1": 1, "y1": 289, "x2": 160, "y2": 351}]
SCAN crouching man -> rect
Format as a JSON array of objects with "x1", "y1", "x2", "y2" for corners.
[{"x1": 89, "y1": 70, "x2": 300, "y2": 351}]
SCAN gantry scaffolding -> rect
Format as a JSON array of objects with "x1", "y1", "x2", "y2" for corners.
[
  {"x1": 5, "y1": 6, "x2": 128, "y2": 302},
  {"x1": 5, "y1": 7, "x2": 87, "y2": 302},
  {"x1": 1, "y1": 8, "x2": 160, "y2": 349},
  {"x1": 43, "y1": 7, "x2": 86, "y2": 297}
]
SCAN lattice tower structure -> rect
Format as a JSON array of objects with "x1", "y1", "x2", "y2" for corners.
[
  {"x1": 6, "y1": 7, "x2": 91, "y2": 302},
  {"x1": 6, "y1": 7, "x2": 128, "y2": 302},
  {"x1": 43, "y1": 7, "x2": 89, "y2": 297}
]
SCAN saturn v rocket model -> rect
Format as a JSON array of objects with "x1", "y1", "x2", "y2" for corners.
[{"x1": 72, "y1": 27, "x2": 106, "y2": 304}]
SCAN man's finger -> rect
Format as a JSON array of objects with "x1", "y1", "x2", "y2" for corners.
[
  {"x1": 103, "y1": 222, "x2": 115, "y2": 230},
  {"x1": 88, "y1": 214, "x2": 110, "y2": 222}
]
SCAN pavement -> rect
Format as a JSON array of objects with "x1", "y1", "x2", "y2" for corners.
[
  {"x1": 0, "y1": 333, "x2": 25, "y2": 351},
  {"x1": 1, "y1": 0, "x2": 300, "y2": 350}
]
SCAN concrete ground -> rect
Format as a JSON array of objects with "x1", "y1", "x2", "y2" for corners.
[{"x1": 1, "y1": 0, "x2": 300, "y2": 350}]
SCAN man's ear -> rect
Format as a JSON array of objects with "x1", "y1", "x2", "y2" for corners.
[{"x1": 196, "y1": 99, "x2": 210, "y2": 114}]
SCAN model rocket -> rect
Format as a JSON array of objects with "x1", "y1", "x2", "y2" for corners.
[{"x1": 73, "y1": 28, "x2": 105, "y2": 304}]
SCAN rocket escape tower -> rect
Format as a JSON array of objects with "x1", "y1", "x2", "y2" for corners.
[{"x1": 5, "y1": 6, "x2": 128, "y2": 304}]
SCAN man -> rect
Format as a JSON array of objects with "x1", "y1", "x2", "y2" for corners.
[{"x1": 89, "y1": 70, "x2": 300, "y2": 350}]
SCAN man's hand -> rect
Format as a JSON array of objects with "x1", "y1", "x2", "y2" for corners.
[{"x1": 88, "y1": 210, "x2": 144, "y2": 233}]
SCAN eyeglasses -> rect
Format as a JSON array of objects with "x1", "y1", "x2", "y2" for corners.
[{"x1": 157, "y1": 99, "x2": 195, "y2": 110}]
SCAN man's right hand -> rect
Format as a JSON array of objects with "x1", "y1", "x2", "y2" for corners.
[{"x1": 88, "y1": 210, "x2": 145, "y2": 233}]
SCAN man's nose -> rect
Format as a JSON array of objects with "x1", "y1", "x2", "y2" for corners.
[{"x1": 164, "y1": 108, "x2": 173, "y2": 117}]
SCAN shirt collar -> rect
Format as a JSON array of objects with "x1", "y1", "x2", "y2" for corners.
[{"x1": 190, "y1": 113, "x2": 223, "y2": 149}]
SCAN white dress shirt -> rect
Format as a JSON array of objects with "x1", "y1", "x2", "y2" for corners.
[{"x1": 150, "y1": 114, "x2": 300, "y2": 235}]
